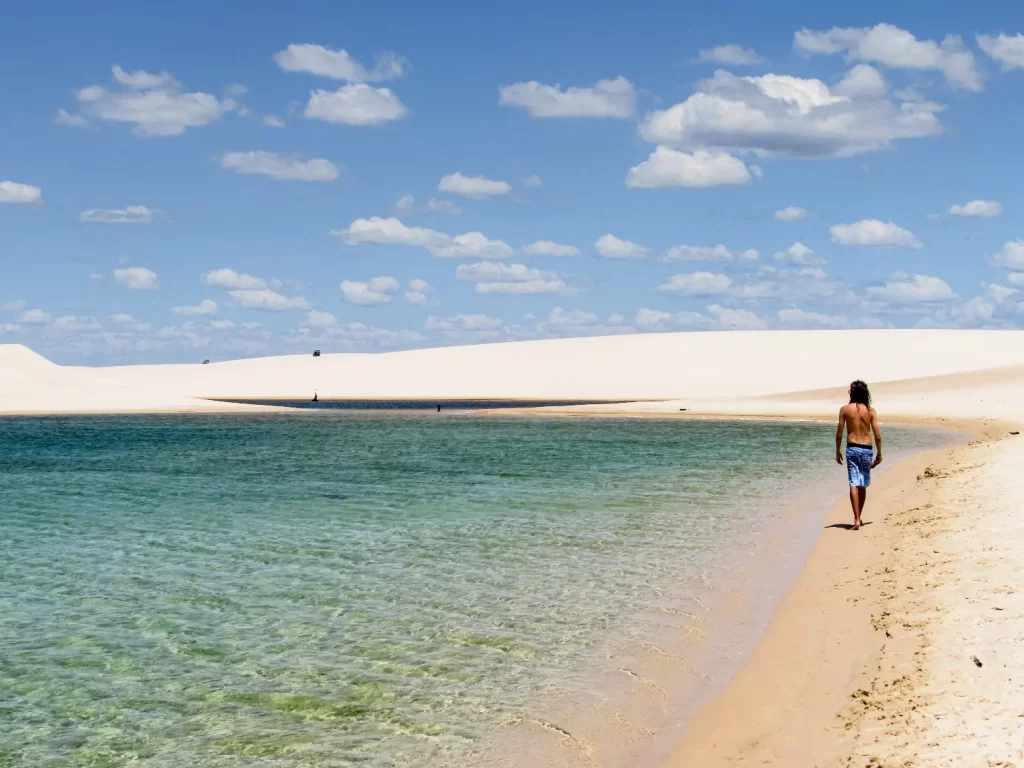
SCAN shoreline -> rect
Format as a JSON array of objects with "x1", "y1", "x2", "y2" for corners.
[{"x1": 664, "y1": 420, "x2": 1024, "y2": 766}]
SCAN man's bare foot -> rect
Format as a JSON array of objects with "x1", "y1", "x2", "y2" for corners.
[{"x1": 853, "y1": 521, "x2": 861, "y2": 531}]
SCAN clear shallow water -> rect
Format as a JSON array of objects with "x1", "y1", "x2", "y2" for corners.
[{"x1": 0, "y1": 415, "x2": 944, "y2": 767}]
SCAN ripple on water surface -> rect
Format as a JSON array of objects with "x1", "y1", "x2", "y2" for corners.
[{"x1": 0, "y1": 414, "x2": 942, "y2": 767}]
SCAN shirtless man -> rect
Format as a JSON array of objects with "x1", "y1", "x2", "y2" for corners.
[{"x1": 835, "y1": 380, "x2": 883, "y2": 530}]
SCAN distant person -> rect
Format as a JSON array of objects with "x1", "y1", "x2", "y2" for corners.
[
  {"x1": 436, "y1": 404, "x2": 441, "y2": 412},
  {"x1": 835, "y1": 380, "x2": 882, "y2": 531},
  {"x1": 312, "y1": 391, "x2": 319, "y2": 403}
]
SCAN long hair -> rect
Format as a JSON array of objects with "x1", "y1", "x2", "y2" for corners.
[{"x1": 849, "y1": 380, "x2": 871, "y2": 406}]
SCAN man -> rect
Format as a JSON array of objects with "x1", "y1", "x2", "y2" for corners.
[{"x1": 835, "y1": 380, "x2": 882, "y2": 530}]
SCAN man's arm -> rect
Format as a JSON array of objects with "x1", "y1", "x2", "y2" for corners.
[
  {"x1": 835, "y1": 407, "x2": 845, "y2": 464},
  {"x1": 871, "y1": 409, "x2": 883, "y2": 467}
]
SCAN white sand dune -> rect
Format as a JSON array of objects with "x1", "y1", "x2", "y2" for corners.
[{"x1": 4, "y1": 329, "x2": 1024, "y2": 415}]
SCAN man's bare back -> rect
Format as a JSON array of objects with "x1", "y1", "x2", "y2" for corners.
[{"x1": 839, "y1": 402, "x2": 877, "y2": 447}]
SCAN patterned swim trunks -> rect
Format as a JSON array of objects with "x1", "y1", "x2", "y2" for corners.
[{"x1": 846, "y1": 443, "x2": 873, "y2": 487}]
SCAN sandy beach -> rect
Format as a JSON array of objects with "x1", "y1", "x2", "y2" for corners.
[{"x1": 4, "y1": 330, "x2": 1024, "y2": 766}]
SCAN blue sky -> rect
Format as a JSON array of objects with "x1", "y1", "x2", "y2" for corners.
[{"x1": 2, "y1": 1, "x2": 1024, "y2": 364}]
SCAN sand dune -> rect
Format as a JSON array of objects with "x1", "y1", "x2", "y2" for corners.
[{"x1": 4, "y1": 329, "x2": 1024, "y2": 414}]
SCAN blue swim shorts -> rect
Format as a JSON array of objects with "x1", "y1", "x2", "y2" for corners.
[{"x1": 846, "y1": 444, "x2": 873, "y2": 487}]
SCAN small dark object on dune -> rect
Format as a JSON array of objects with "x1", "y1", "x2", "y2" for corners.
[
  {"x1": 679, "y1": 408, "x2": 688, "y2": 411},
  {"x1": 972, "y1": 655, "x2": 983, "y2": 667},
  {"x1": 1011, "y1": 431, "x2": 1020, "y2": 436},
  {"x1": 202, "y1": 359, "x2": 211, "y2": 364},
  {"x1": 313, "y1": 349, "x2": 321, "y2": 357}
]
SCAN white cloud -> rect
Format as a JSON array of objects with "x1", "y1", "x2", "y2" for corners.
[
  {"x1": 776, "y1": 307, "x2": 850, "y2": 328},
  {"x1": 948, "y1": 200, "x2": 1003, "y2": 218},
  {"x1": 273, "y1": 44, "x2": 404, "y2": 82},
  {"x1": 2, "y1": 300, "x2": 27, "y2": 311},
  {"x1": 990, "y1": 241, "x2": 1024, "y2": 270},
  {"x1": 229, "y1": 289, "x2": 310, "y2": 311},
  {"x1": 55, "y1": 109, "x2": 88, "y2": 128},
  {"x1": 423, "y1": 198, "x2": 462, "y2": 215},
  {"x1": 340, "y1": 276, "x2": 400, "y2": 305},
  {"x1": 438, "y1": 172, "x2": 511, "y2": 198},
  {"x1": 1008, "y1": 272, "x2": 1024, "y2": 287},
  {"x1": 456, "y1": 261, "x2": 570, "y2": 295},
  {"x1": 404, "y1": 279, "x2": 434, "y2": 306},
  {"x1": 0, "y1": 181, "x2": 42, "y2": 204},
  {"x1": 305, "y1": 84, "x2": 407, "y2": 125},
  {"x1": 523, "y1": 175, "x2": 543, "y2": 188},
  {"x1": 775, "y1": 205, "x2": 809, "y2": 221},
  {"x1": 220, "y1": 151, "x2": 339, "y2": 182},
  {"x1": 203, "y1": 268, "x2": 267, "y2": 290},
  {"x1": 521, "y1": 240, "x2": 580, "y2": 256},
  {"x1": 639, "y1": 70, "x2": 942, "y2": 158},
  {"x1": 108, "y1": 313, "x2": 137, "y2": 323},
  {"x1": 978, "y1": 33, "x2": 1024, "y2": 71},
  {"x1": 830, "y1": 219, "x2": 922, "y2": 248},
  {"x1": 634, "y1": 308, "x2": 709, "y2": 331},
  {"x1": 626, "y1": 147, "x2": 752, "y2": 188},
  {"x1": 263, "y1": 115, "x2": 286, "y2": 128},
  {"x1": 334, "y1": 217, "x2": 447, "y2": 248},
  {"x1": 708, "y1": 303, "x2": 765, "y2": 329},
  {"x1": 661, "y1": 244, "x2": 758, "y2": 262},
  {"x1": 698, "y1": 44, "x2": 761, "y2": 65},
  {"x1": 396, "y1": 194, "x2": 415, "y2": 210},
  {"x1": 426, "y1": 314, "x2": 504, "y2": 340},
  {"x1": 834, "y1": 64, "x2": 888, "y2": 98},
  {"x1": 114, "y1": 267, "x2": 160, "y2": 290},
  {"x1": 595, "y1": 234, "x2": 649, "y2": 259},
  {"x1": 89, "y1": 273, "x2": 105, "y2": 281},
  {"x1": 172, "y1": 299, "x2": 217, "y2": 316},
  {"x1": 80, "y1": 205, "x2": 163, "y2": 223},
  {"x1": 211, "y1": 319, "x2": 236, "y2": 330},
  {"x1": 334, "y1": 217, "x2": 513, "y2": 260},
  {"x1": 306, "y1": 310, "x2": 338, "y2": 328},
  {"x1": 794, "y1": 23, "x2": 982, "y2": 91},
  {"x1": 19, "y1": 309, "x2": 51, "y2": 325},
  {"x1": 430, "y1": 232, "x2": 515, "y2": 260},
  {"x1": 866, "y1": 273, "x2": 957, "y2": 304},
  {"x1": 773, "y1": 242, "x2": 822, "y2": 265},
  {"x1": 498, "y1": 76, "x2": 635, "y2": 118},
  {"x1": 658, "y1": 272, "x2": 732, "y2": 295},
  {"x1": 68, "y1": 65, "x2": 237, "y2": 137}
]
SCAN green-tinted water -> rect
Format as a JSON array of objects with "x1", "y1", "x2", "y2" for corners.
[{"x1": 0, "y1": 415, "x2": 943, "y2": 767}]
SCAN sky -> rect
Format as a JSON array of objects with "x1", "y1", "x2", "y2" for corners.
[{"x1": 2, "y1": 1, "x2": 1024, "y2": 364}]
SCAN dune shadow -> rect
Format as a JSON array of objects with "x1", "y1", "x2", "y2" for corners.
[{"x1": 825, "y1": 521, "x2": 874, "y2": 530}]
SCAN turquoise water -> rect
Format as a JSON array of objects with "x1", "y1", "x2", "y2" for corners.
[{"x1": 0, "y1": 415, "x2": 943, "y2": 767}]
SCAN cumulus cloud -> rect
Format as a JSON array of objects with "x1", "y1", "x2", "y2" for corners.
[
  {"x1": 229, "y1": 289, "x2": 310, "y2": 311},
  {"x1": 698, "y1": 44, "x2": 762, "y2": 65},
  {"x1": 595, "y1": 234, "x2": 649, "y2": 259},
  {"x1": 404, "y1": 279, "x2": 434, "y2": 306},
  {"x1": 203, "y1": 268, "x2": 267, "y2": 290},
  {"x1": 334, "y1": 217, "x2": 514, "y2": 261},
  {"x1": 219, "y1": 151, "x2": 339, "y2": 182},
  {"x1": 773, "y1": 242, "x2": 822, "y2": 265},
  {"x1": 395, "y1": 194, "x2": 415, "y2": 210},
  {"x1": 455, "y1": 261, "x2": 570, "y2": 295},
  {"x1": 948, "y1": 200, "x2": 1003, "y2": 218},
  {"x1": 55, "y1": 109, "x2": 88, "y2": 128},
  {"x1": 978, "y1": 33, "x2": 1024, "y2": 71},
  {"x1": 429, "y1": 232, "x2": 515, "y2": 260},
  {"x1": 626, "y1": 147, "x2": 752, "y2": 188},
  {"x1": 426, "y1": 314, "x2": 504, "y2": 341},
  {"x1": 273, "y1": 44, "x2": 405, "y2": 81},
  {"x1": 834, "y1": 64, "x2": 888, "y2": 98},
  {"x1": 521, "y1": 240, "x2": 580, "y2": 256},
  {"x1": 305, "y1": 84, "x2": 407, "y2": 125},
  {"x1": 866, "y1": 272, "x2": 957, "y2": 304},
  {"x1": 776, "y1": 307, "x2": 851, "y2": 328},
  {"x1": 0, "y1": 181, "x2": 42, "y2": 204},
  {"x1": 708, "y1": 304, "x2": 765, "y2": 329},
  {"x1": 19, "y1": 309, "x2": 52, "y2": 325},
  {"x1": 775, "y1": 205, "x2": 809, "y2": 221},
  {"x1": 438, "y1": 172, "x2": 511, "y2": 198},
  {"x1": 64, "y1": 65, "x2": 239, "y2": 137},
  {"x1": 172, "y1": 299, "x2": 217, "y2": 316},
  {"x1": 498, "y1": 76, "x2": 635, "y2": 118},
  {"x1": 660, "y1": 244, "x2": 758, "y2": 262},
  {"x1": 639, "y1": 70, "x2": 943, "y2": 158},
  {"x1": 830, "y1": 219, "x2": 921, "y2": 248},
  {"x1": 634, "y1": 308, "x2": 709, "y2": 331},
  {"x1": 1, "y1": 300, "x2": 27, "y2": 311},
  {"x1": 80, "y1": 205, "x2": 163, "y2": 223},
  {"x1": 657, "y1": 272, "x2": 732, "y2": 295},
  {"x1": 794, "y1": 23, "x2": 982, "y2": 91},
  {"x1": 523, "y1": 175, "x2": 543, "y2": 188},
  {"x1": 990, "y1": 241, "x2": 1024, "y2": 270},
  {"x1": 340, "y1": 276, "x2": 400, "y2": 305},
  {"x1": 306, "y1": 310, "x2": 338, "y2": 328},
  {"x1": 114, "y1": 267, "x2": 160, "y2": 290},
  {"x1": 423, "y1": 199, "x2": 462, "y2": 215},
  {"x1": 263, "y1": 115, "x2": 286, "y2": 128}
]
